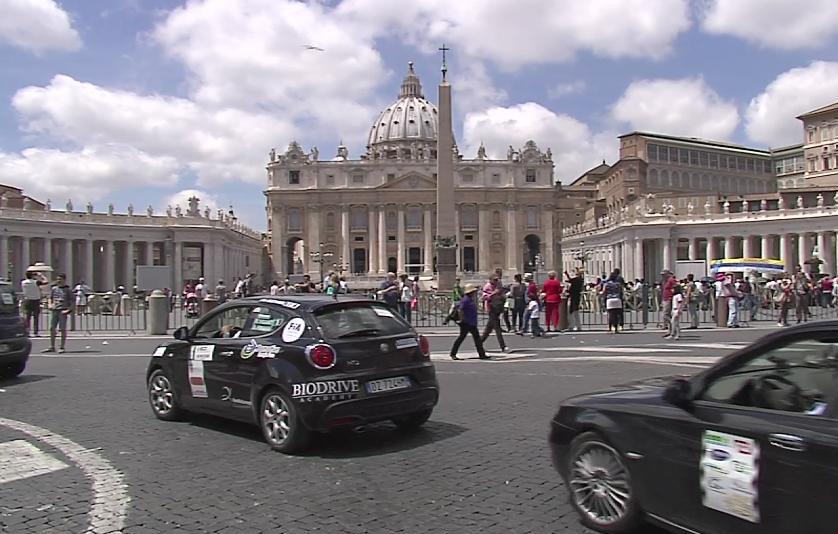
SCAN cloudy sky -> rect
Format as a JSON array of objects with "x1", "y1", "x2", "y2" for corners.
[{"x1": 1, "y1": 0, "x2": 838, "y2": 230}]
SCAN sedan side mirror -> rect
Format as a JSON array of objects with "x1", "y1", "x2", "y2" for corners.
[
  {"x1": 173, "y1": 326, "x2": 190, "y2": 341},
  {"x1": 662, "y1": 377, "x2": 694, "y2": 411}
]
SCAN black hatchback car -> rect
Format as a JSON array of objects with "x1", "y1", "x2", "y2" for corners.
[
  {"x1": 0, "y1": 281, "x2": 30, "y2": 379},
  {"x1": 147, "y1": 295, "x2": 439, "y2": 453},
  {"x1": 550, "y1": 321, "x2": 838, "y2": 534}
]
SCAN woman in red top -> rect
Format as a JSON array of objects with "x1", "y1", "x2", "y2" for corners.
[{"x1": 542, "y1": 271, "x2": 563, "y2": 332}]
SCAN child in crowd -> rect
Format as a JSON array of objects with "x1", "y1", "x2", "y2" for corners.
[
  {"x1": 527, "y1": 297, "x2": 544, "y2": 338},
  {"x1": 666, "y1": 285, "x2": 684, "y2": 341}
]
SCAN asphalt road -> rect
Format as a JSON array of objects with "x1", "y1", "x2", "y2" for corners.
[{"x1": 0, "y1": 326, "x2": 775, "y2": 533}]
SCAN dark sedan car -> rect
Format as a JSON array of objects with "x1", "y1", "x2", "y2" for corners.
[
  {"x1": 0, "y1": 281, "x2": 31, "y2": 379},
  {"x1": 147, "y1": 295, "x2": 439, "y2": 453},
  {"x1": 550, "y1": 321, "x2": 838, "y2": 534}
]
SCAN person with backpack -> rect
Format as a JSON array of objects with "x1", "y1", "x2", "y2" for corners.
[{"x1": 449, "y1": 284, "x2": 489, "y2": 360}]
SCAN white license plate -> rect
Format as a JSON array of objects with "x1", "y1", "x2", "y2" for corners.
[{"x1": 365, "y1": 376, "x2": 410, "y2": 394}]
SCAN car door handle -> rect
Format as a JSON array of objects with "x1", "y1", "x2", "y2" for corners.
[
  {"x1": 768, "y1": 433, "x2": 807, "y2": 452},
  {"x1": 218, "y1": 350, "x2": 235, "y2": 358}
]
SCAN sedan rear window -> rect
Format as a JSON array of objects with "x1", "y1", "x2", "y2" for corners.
[{"x1": 314, "y1": 304, "x2": 410, "y2": 339}]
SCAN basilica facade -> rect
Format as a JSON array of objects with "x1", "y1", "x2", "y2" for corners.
[{"x1": 265, "y1": 64, "x2": 578, "y2": 284}]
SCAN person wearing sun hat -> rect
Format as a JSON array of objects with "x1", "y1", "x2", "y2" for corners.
[{"x1": 449, "y1": 283, "x2": 489, "y2": 360}]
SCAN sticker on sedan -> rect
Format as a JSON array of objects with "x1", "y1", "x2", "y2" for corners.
[
  {"x1": 190, "y1": 345, "x2": 214, "y2": 361},
  {"x1": 281, "y1": 318, "x2": 307, "y2": 343},
  {"x1": 372, "y1": 307, "x2": 395, "y2": 318},
  {"x1": 188, "y1": 360, "x2": 208, "y2": 398},
  {"x1": 700, "y1": 430, "x2": 760, "y2": 523},
  {"x1": 291, "y1": 380, "x2": 360, "y2": 403},
  {"x1": 152, "y1": 346, "x2": 167, "y2": 357}
]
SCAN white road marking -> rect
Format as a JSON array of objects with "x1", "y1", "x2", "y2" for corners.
[
  {"x1": 0, "y1": 440, "x2": 69, "y2": 485},
  {"x1": 0, "y1": 417, "x2": 130, "y2": 534},
  {"x1": 493, "y1": 355, "x2": 720, "y2": 366}
]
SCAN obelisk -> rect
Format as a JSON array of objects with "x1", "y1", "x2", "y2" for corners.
[{"x1": 435, "y1": 44, "x2": 457, "y2": 292}]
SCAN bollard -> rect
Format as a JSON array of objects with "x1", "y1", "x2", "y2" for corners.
[
  {"x1": 559, "y1": 299, "x2": 569, "y2": 331},
  {"x1": 201, "y1": 296, "x2": 219, "y2": 316},
  {"x1": 121, "y1": 294, "x2": 132, "y2": 316},
  {"x1": 147, "y1": 289, "x2": 169, "y2": 335},
  {"x1": 716, "y1": 296, "x2": 728, "y2": 327}
]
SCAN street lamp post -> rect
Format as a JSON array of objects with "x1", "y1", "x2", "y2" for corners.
[{"x1": 309, "y1": 242, "x2": 333, "y2": 290}]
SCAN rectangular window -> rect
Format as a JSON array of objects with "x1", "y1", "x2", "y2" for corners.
[
  {"x1": 461, "y1": 206, "x2": 477, "y2": 229},
  {"x1": 352, "y1": 174, "x2": 364, "y2": 184},
  {"x1": 689, "y1": 150, "x2": 699, "y2": 165},
  {"x1": 386, "y1": 173, "x2": 395, "y2": 182},
  {"x1": 461, "y1": 173, "x2": 474, "y2": 183},
  {"x1": 289, "y1": 170, "x2": 300, "y2": 184},
  {"x1": 736, "y1": 157, "x2": 746, "y2": 171},
  {"x1": 526, "y1": 210, "x2": 538, "y2": 229},
  {"x1": 824, "y1": 157, "x2": 831, "y2": 171},
  {"x1": 350, "y1": 208, "x2": 367, "y2": 230},
  {"x1": 647, "y1": 144, "x2": 658, "y2": 161},
  {"x1": 808, "y1": 130, "x2": 815, "y2": 142},
  {"x1": 462, "y1": 247, "x2": 476, "y2": 272},
  {"x1": 679, "y1": 149, "x2": 689, "y2": 164},
  {"x1": 709, "y1": 153, "x2": 718, "y2": 168},
  {"x1": 746, "y1": 159, "x2": 755, "y2": 172},
  {"x1": 406, "y1": 208, "x2": 422, "y2": 230},
  {"x1": 658, "y1": 146, "x2": 668, "y2": 163},
  {"x1": 525, "y1": 169, "x2": 536, "y2": 183},
  {"x1": 699, "y1": 151, "x2": 708, "y2": 167}
]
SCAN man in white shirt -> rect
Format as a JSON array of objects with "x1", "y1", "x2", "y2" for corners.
[
  {"x1": 270, "y1": 280, "x2": 280, "y2": 295},
  {"x1": 195, "y1": 277, "x2": 208, "y2": 299},
  {"x1": 21, "y1": 271, "x2": 45, "y2": 336}
]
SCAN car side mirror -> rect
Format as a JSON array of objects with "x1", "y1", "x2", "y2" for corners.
[
  {"x1": 662, "y1": 377, "x2": 694, "y2": 411},
  {"x1": 173, "y1": 326, "x2": 190, "y2": 341}
]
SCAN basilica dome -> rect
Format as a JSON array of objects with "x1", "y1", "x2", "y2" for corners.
[{"x1": 367, "y1": 62, "x2": 438, "y2": 148}]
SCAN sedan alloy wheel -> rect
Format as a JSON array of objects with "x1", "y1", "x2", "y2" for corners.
[
  {"x1": 259, "y1": 388, "x2": 311, "y2": 453},
  {"x1": 148, "y1": 369, "x2": 184, "y2": 421}
]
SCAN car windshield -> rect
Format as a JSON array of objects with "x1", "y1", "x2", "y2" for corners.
[
  {"x1": 0, "y1": 285, "x2": 16, "y2": 315},
  {"x1": 314, "y1": 303, "x2": 410, "y2": 339}
]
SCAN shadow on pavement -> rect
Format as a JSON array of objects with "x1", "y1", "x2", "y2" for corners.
[
  {"x1": 186, "y1": 413, "x2": 467, "y2": 459},
  {"x1": 0, "y1": 374, "x2": 55, "y2": 387}
]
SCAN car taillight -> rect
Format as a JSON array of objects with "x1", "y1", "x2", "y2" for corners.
[
  {"x1": 418, "y1": 335, "x2": 430, "y2": 358},
  {"x1": 307, "y1": 344, "x2": 336, "y2": 369}
]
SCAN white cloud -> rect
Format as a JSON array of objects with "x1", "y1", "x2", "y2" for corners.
[
  {"x1": 339, "y1": 0, "x2": 691, "y2": 68},
  {"x1": 163, "y1": 189, "x2": 220, "y2": 216},
  {"x1": 12, "y1": 75, "x2": 294, "y2": 186},
  {"x1": 0, "y1": 145, "x2": 178, "y2": 203},
  {"x1": 452, "y1": 62, "x2": 508, "y2": 114},
  {"x1": 0, "y1": 0, "x2": 81, "y2": 54},
  {"x1": 462, "y1": 102, "x2": 617, "y2": 183},
  {"x1": 701, "y1": 0, "x2": 838, "y2": 50},
  {"x1": 745, "y1": 61, "x2": 838, "y2": 147},
  {"x1": 548, "y1": 80, "x2": 586, "y2": 99},
  {"x1": 611, "y1": 77, "x2": 739, "y2": 140}
]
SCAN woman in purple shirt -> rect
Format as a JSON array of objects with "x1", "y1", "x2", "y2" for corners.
[{"x1": 449, "y1": 284, "x2": 489, "y2": 360}]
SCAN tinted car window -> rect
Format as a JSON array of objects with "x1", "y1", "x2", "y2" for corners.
[
  {"x1": 702, "y1": 338, "x2": 838, "y2": 415},
  {"x1": 194, "y1": 306, "x2": 252, "y2": 338},
  {"x1": 314, "y1": 304, "x2": 411, "y2": 338},
  {"x1": 0, "y1": 285, "x2": 16, "y2": 315}
]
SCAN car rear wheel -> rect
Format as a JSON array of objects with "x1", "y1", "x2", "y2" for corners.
[
  {"x1": 0, "y1": 361, "x2": 26, "y2": 379},
  {"x1": 568, "y1": 432, "x2": 641, "y2": 533},
  {"x1": 392, "y1": 408, "x2": 432, "y2": 431},
  {"x1": 148, "y1": 369, "x2": 184, "y2": 421},
  {"x1": 259, "y1": 388, "x2": 311, "y2": 454}
]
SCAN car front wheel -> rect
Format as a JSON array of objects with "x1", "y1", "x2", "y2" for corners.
[
  {"x1": 259, "y1": 388, "x2": 311, "y2": 454},
  {"x1": 148, "y1": 369, "x2": 184, "y2": 421},
  {"x1": 567, "y1": 431, "x2": 641, "y2": 533}
]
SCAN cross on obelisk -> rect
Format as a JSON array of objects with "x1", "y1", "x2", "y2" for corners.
[{"x1": 435, "y1": 43, "x2": 457, "y2": 291}]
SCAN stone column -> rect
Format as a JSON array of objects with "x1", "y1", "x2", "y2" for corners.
[
  {"x1": 44, "y1": 238, "x2": 53, "y2": 268},
  {"x1": 270, "y1": 206, "x2": 284, "y2": 278},
  {"x1": 84, "y1": 239, "x2": 94, "y2": 287},
  {"x1": 173, "y1": 240, "x2": 183, "y2": 291},
  {"x1": 761, "y1": 235, "x2": 772, "y2": 260},
  {"x1": 368, "y1": 207, "x2": 378, "y2": 275},
  {"x1": 818, "y1": 232, "x2": 833, "y2": 276},
  {"x1": 306, "y1": 207, "x2": 320, "y2": 275},
  {"x1": 724, "y1": 236, "x2": 735, "y2": 259},
  {"x1": 688, "y1": 238, "x2": 698, "y2": 261},
  {"x1": 21, "y1": 237, "x2": 30, "y2": 272},
  {"x1": 798, "y1": 233, "x2": 811, "y2": 271},
  {"x1": 64, "y1": 239, "x2": 74, "y2": 287},
  {"x1": 103, "y1": 240, "x2": 115, "y2": 291},
  {"x1": 478, "y1": 207, "x2": 490, "y2": 273},
  {"x1": 0, "y1": 235, "x2": 7, "y2": 280},
  {"x1": 633, "y1": 238, "x2": 644, "y2": 282},
  {"x1": 662, "y1": 238, "x2": 673, "y2": 272},
  {"x1": 396, "y1": 205, "x2": 405, "y2": 273},
  {"x1": 423, "y1": 206, "x2": 433, "y2": 274},
  {"x1": 706, "y1": 237, "x2": 717, "y2": 262},
  {"x1": 780, "y1": 234, "x2": 793, "y2": 273},
  {"x1": 377, "y1": 207, "x2": 386, "y2": 274},
  {"x1": 454, "y1": 205, "x2": 461, "y2": 271},
  {"x1": 743, "y1": 235, "x2": 756, "y2": 258},
  {"x1": 340, "y1": 207, "x2": 350, "y2": 271},
  {"x1": 543, "y1": 208, "x2": 555, "y2": 270},
  {"x1": 506, "y1": 204, "x2": 518, "y2": 272},
  {"x1": 144, "y1": 242, "x2": 154, "y2": 266},
  {"x1": 124, "y1": 240, "x2": 135, "y2": 288}
]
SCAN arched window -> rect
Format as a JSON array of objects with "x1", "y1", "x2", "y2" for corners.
[
  {"x1": 460, "y1": 205, "x2": 477, "y2": 230},
  {"x1": 492, "y1": 210, "x2": 501, "y2": 228},
  {"x1": 350, "y1": 207, "x2": 367, "y2": 230},
  {"x1": 326, "y1": 212, "x2": 336, "y2": 231}
]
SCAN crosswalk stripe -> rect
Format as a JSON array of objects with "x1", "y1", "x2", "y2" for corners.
[{"x1": 0, "y1": 440, "x2": 69, "y2": 485}]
